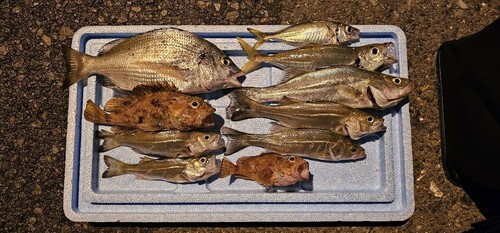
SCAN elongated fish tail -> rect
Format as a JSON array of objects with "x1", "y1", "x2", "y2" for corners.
[
  {"x1": 226, "y1": 90, "x2": 260, "y2": 121},
  {"x1": 247, "y1": 28, "x2": 267, "y2": 49},
  {"x1": 221, "y1": 127, "x2": 250, "y2": 155},
  {"x1": 63, "y1": 47, "x2": 93, "y2": 90},
  {"x1": 97, "y1": 130, "x2": 120, "y2": 152},
  {"x1": 102, "y1": 155, "x2": 126, "y2": 178},
  {"x1": 219, "y1": 157, "x2": 237, "y2": 178},
  {"x1": 237, "y1": 37, "x2": 264, "y2": 74},
  {"x1": 84, "y1": 100, "x2": 108, "y2": 124}
]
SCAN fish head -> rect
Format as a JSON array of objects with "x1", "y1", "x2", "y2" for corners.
[
  {"x1": 186, "y1": 132, "x2": 225, "y2": 156},
  {"x1": 167, "y1": 95, "x2": 216, "y2": 130},
  {"x1": 183, "y1": 155, "x2": 219, "y2": 182},
  {"x1": 329, "y1": 141, "x2": 366, "y2": 161},
  {"x1": 357, "y1": 42, "x2": 398, "y2": 71},
  {"x1": 367, "y1": 76, "x2": 415, "y2": 109},
  {"x1": 331, "y1": 23, "x2": 360, "y2": 44},
  {"x1": 198, "y1": 48, "x2": 244, "y2": 92},
  {"x1": 275, "y1": 155, "x2": 310, "y2": 186},
  {"x1": 343, "y1": 112, "x2": 386, "y2": 140}
]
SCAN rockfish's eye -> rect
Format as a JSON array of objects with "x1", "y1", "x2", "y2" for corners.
[
  {"x1": 393, "y1": 78, "x2": 402, "y2": 85},
  {"x1": 371, "y1": 48, "x2": 379, "y2": 55},
  {"x1": 204, "y1": 135, "x2": 210, "y2": 140},
  {"x1": 346, "y1": 26, "x2": 352, "y2": 33},
  {"x1": 221, "y1": 57, "x2": 232, "y2": 66},
  {"x1": 199, "y1": 157, "x2": 207, "y2": 163},
  {"x1": 191, "y1": 101, "x2": 199, "y2": 108},
  {"x1": 350, "y1": 147, "x2": 357, "y2": 153},
  {"x1": 288, "y1": 156, "x2": 296, "y2": 162},
  {"x1": 367, "y1": 116, "x2": 374, "y2": 123}
]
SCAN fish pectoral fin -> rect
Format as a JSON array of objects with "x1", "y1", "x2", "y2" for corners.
[
  {"x1": 134, "y1": 61, "x2": 187, "y2": 80},
  {"x1": 334, "y1": 85, "x2": 364, "y2": 99},
  {"x1": 255, "y1": 168, "x2": 275, "y2": 187}
]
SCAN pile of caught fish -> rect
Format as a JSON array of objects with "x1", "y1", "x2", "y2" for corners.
[{"x1": 64, "y1": 21, "x2": 414, "y2": 190}]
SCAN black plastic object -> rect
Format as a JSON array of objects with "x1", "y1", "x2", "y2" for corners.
[{"x1": 437, "y1": 18, "x2": 500, "y2": 219}]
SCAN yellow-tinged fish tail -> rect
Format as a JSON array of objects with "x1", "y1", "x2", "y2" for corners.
[
  {"x1": 237, "y1": 37, "x2": 264, "y2": 74},
  {"x1": 63, "y1": 48, "x2": 93, "y2": 89},
  {"x1": 247, "y1": 28, "x2": 267, "y2": 49},
  {"x1": 226, "y1": 90, "x2": 261, "y2": 121},
  {"x1": 84, "y1": 100, "x2": 108, "y2": 124},
  {"x1": 97, "y1": 130, "x2": 120, "y2": 152},
  {"x1": 221, "y1": 127, "x2": 249, "y2": 156},
  {"x1": 219, "y1": 158, "x2": 236, "y2": 178},
  {"x1": 102, "y1": 155, "x2": 126, "y2": 178}
]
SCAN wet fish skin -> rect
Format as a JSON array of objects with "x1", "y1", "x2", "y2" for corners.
[
  {"x1": 221, "y1": 127, "x2": 366, "y2": 161},
  {"x1": 219, "y1": 153, "x2": 310, "y2": 188},
  {"x1": 238, "y1": 38, "x2": 397, "y2": 74},
  {"x1": 237, "y1": 65, "x2": 415, "y2": 110},
  {"x1": 84, "y1": 84, "x2": 215, "y2": 131},
  {"x1": 226, "y1": 92, "x2": 386, "y2": 140},
  {"x1": 248, "y1": 21, "x2": 360, "y2": 49},
  {"x1": 98, "y1": 130, "x2": 225, "y2": 157},
  {"x1": 102, "y1": 154, "x2": 219, "y2": 183},
  {"x1": 64, "y1": 28, "x2": 243, "y2": 94}
]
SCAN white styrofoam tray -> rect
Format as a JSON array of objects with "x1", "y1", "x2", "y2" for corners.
[{"x1": 64, "y1": 25, "x2": 414, "y2": 222}]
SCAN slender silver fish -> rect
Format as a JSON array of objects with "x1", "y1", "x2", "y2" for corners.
[
  {"x1": 236, "y1": 65, "x2": 414, "y2": 110},
  {"x1": 98, "y1": 130, "x2": 225, "y2": 157},
  {"x1": 248, "y1": 21, "x2": 360, "y2": 49},
  {"x1": 226, "y1": 93, "x2": 385, "y2": 140},
  {"x1": 221, "y1": 127, "x2": 366, "y2": 162},
  {"x1": 238, "y1": 38, "x2": 397, "y2": 75},
  {"x1": 102, "y1": 155, "x2": 219, "y2": 183}
]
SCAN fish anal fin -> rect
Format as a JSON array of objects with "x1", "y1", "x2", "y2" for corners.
[
  {"x1": 280, "y1": 68, "x2": 308, "y2": 84},
  {"x1": 269, "y1": 122, "x2": 290, "y2": 133}
]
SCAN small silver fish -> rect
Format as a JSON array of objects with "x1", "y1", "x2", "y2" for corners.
[
  {"x1": 64, "y1": 28, "x2": 243, "y2": 93},
  {"x1": 102, "y1": 155, "x2": 219, "y2": 183},
  {"x1": 222, "y1": 127, "x2": 366, "y2": 162},
  {"x1": 98, "y1": 130, "x2": 225, "y2": 158},
  {"x1": 226, "y1": 93, "x2": 386, "y2": 140},
  {"x1": 248, "y1": 21, "x2": 360, "y2": 49},
  {"x1": 236, "y1": 65, "x2": 415, "y2": 110},
  {"x1": 238, "y1": 38, "x2": 397, "y2": 75}
]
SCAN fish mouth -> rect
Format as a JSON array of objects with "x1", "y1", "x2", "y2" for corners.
[
  {"x1": 353, "y1": 147, "x2": 367, "y2": 160},
  {"x1": 373, "y1": 119, "x2": 387, "y2": 132},
  {"x1": 201, "y1": 115, "x2": 215, "y2": 127},
  {"x1": 215, "y1": 137, "x2": 226, "y2": 149},
  {"x1": 224, "y1": 71, "x2": 245, "y2": 88},
  {"x1": 296, "y1": 161, "x2": 310, "y2": 180}
]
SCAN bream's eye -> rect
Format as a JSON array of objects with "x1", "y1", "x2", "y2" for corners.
[
  {"x1": 393, "y1": 78, "x2": 401, "y2": 84},
  {"x1": 199, "y1": 157, "x2": 207, "y2": 163},
  {"x1": 371, "y1": 48, "x2": 379, "y2": 55},
  {"x1": 367, "y1": 116, "x2": 374, "y2": 122},
  {"x1": 346, "y1": 26, "x2": 352, "y2": 33},
  {"x1": 221, "y1": 57, "x2": 232, "y2": 66}
]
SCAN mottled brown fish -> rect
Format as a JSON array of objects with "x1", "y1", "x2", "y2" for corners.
[
  {"x1": 248, "y1": 21, "x2": 360, "y2": 49},
  {"x1": 84, "y1": 84, "x2": 215, "y2": 131},
  {"x1": 64, "y1": 28, "x2": 244, "y2": 93},
  {"x1": 219, "y1": 153, "x2": 310, "y2": 188},
  {"x1": 236, "y1": 65, "x2": 415, "y2": 110},
  {"x1": 102, "y1": 155, "x2": 219, "y2": 183},
  {"x1": 238, "y1": 38, "x2": 397, "y2": 75},
  {"x1": 98, "y1": 130, "x2": 225, "y2": 157},
  {"x1": 226, "y1": 93, "x2": 385, "y2": 140},
  {"x1": 222, "y1": 127, "x2": 365, "y2": 161}
]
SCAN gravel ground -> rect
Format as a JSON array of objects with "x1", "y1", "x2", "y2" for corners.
[{"x1": 1, "y1": 0, "x2": 499, "y2": 232}]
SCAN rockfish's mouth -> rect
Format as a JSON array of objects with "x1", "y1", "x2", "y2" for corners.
[
  {"x1": 296, "y1": 161, "x2": 310, "y2": 180},
  {"x1": 201, "y1": 115, "x2": 215, "y2": 128}
]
